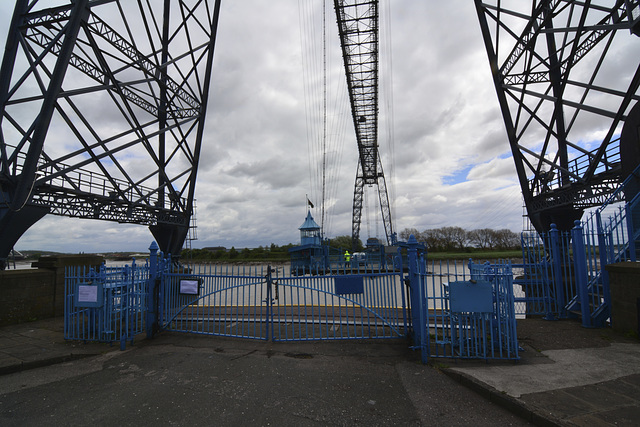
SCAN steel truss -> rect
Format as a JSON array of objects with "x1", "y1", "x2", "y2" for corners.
[
  {"x1": 475, "y1": 0, "x2": 640, "y2": 232},
  {"x1": 0, "y1": 0, "x2": 221, "y2": 267},
  {"x1": 334, "y1": 0, "x2": 394, "y2": 247}
]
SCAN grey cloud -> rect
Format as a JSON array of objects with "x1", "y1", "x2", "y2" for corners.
[{"x1": 8, "y1": 2, "x2": 631, "y2": 252}]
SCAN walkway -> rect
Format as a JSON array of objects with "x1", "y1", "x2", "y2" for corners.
[{"x1": 1, "y1": 317, "x2": 639, "y2": 425}]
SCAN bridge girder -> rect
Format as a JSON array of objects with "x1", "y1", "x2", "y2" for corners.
[
  {"x1": 475, "y1": 0, "x2": 640, "y2": 232},
  {"x1": 0, "y1": 0, "x2": 221, "y2": 267}
]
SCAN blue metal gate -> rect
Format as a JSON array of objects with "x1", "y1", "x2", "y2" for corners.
[
  {"x1": 271, "y1": 269, "x2": 407, "y2": 341},
  {"x1": 158, "y1": 263, "x2": 407, "y2": 342},
  {"x1": 405, "y1": 235, "x2": 520, "y2": 362},
  {"x1": 64, "y1": 260, "x2": 149, "y2": 349},
  {"x1": 63, "y1": 241, "x2": 520, "y2": 361},
  {"x1": 161, "y1": 264, "x2": 271, "y2": 340}
]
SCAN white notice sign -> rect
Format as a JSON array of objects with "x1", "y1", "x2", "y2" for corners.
[
  {"x1": 78, "y1": 284, "x2": 99, "y2": 303},
  {"x1": 180, "y1": 279, "x2": 199, "y2": 295}
]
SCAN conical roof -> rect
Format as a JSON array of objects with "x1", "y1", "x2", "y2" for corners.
[{"x1": 299, "y1": 210, "x2": 320, "y2": 231}]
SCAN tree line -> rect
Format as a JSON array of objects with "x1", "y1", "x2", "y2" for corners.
[
  {"x1": 180, "y1": 227, "x2": 520, "y2": 261},
  {"x1": 181, "y1": 243, "x2": 296, "y2": 261},
  {"x1": 180, "y1": 237, "x2": 364, "y2": 262},
  {"x1": 399, "y1": 226, "x2": 520, "y2": 252}
]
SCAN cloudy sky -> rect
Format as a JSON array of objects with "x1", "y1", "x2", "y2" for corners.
[{"x1": 0, "y1": 1, "x2": 589, "y2": 253}]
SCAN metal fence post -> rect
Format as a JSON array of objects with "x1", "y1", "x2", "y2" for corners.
[
  {"x1": 396, "y1": 247, "x2": 409, "y2": 337},
  {"x1": 549, "y1": 224, "x2": 563, "y2": 318},
  {"x1": 407, "y1": 234, "x2": 428, "y2": 363},
  {"x1": 571, "y1": 221, "x2": 592, "y2": 328},
  {"x1": 265, "y1": 265, "x2": 274, "y2": 341},
  {"x1": 146, "y1": 241, "x2": 159, "y2": 339},
  {"x1": 596, "y1": 210, "x2": 613, "y2": 321},
  {"x1": 625, "y1": 202, "x2": 637, "y2": 262}
]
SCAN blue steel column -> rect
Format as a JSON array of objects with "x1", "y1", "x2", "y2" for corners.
[
  {"x1": 571, "y1": 220, "x2": 592, "y2": 328},
  {"x1": 11, "y1": 0, "x2": 89, "y2": 210},
  {"x1": 625, "y1": 202, "x2": 638, "y2": 262},
  {"x1": 265, "y1": 266, "x2": 274, "y2": 342},
  {"x1": 0, "y1": 1, "x2": 86, "y2": 268},
  {"x1": 407, "y1": 234, "x2": 428, "y2": 363},
  {"x1": 0, "y1": 2, "x2": 28, "y2": 133},
  {"x1": 147, "y1": 241, "x2": 159, "y2": 339},
  {"x1": 549, "y1": 224, "x2": 564, "y2": 319},
  {"x1": 473, "y1": 0, "x2": 533, "y2": 218}
]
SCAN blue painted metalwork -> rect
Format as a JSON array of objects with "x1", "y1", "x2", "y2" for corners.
[
  {"x1": 516, "y1": 225, "x2": 574, "y2": 319},
  {"x1": 157, "y1": 261, "x2": 407, "y2": 342},
  {"x1": 405, "y1": 235, "x2": 519, "y2": 361},
  {"x1": 334, "y1": 276, "x2": 365, "y2": 295},
  {"x1": 271, "y1": 270, "x2": 406, "y2": 342},
  {"x1": 290, "y1": 230, "x2": 423, "y2": 275},
  {"x1": 160, "y1": 264, "x2": 270, "y2": 340},
  {"x1": 146, "y1": 241, "x2": 161, "y2": 339},
  {"x1": 449, "y1": 280, "x2": 493, "y2": 313},
  {"x1": 65, "y1": 260, "x2": 149, "y2": 350},
  {"x1": 288, "y1": 244, "x2": 333, "y2": 276},
  {"x1": 288, "y1": 211, "x2": 334, "y2": 275},
  {"x1": 564, "y1": 165, "x2": 640, "y2": 326},
  {"x1": 64, "y1": 239, "x2": 523, "y2": 361},
  {"x1": 573, "y1": 220, "x2": 592, "y2": 329},
  {"x1": 566, "y1": 195, "x2": 639, "y2": 328},
  {"x1": 299, "y1": 211, "x2": 322, "y2": 246},
  {"x1": 467, "y1": 261, "x2": 519, "y2": 359},
  {"x1": 517, "y1": 169, "x2": 640, "y2": 327}
]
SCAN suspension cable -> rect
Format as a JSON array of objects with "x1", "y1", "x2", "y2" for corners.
[{"x1": 321, "y1": 0, "x2": 327, "y2": 235}]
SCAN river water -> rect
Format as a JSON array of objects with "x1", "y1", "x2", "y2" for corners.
[{"x1": 7, "y1": 257, "x2": 526, "y2": 311}]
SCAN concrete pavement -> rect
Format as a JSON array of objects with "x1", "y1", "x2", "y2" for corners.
[
  {"x1": 1, "y1": 317, "x2": 639, "y2": 425},
  {"x1": 446, "y1": 318, "x2": 640, "y2": 425}
]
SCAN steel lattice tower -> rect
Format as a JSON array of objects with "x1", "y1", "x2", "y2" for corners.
[
  {"x1": 475, "y1": 0, "x2": 640, "y2": 233},
  {"x1": 334, "y1": 0, "x2": 395, "y2": 247},
  {"x1": 0, "y1": 0, "x2": 221, "y2": 268}
]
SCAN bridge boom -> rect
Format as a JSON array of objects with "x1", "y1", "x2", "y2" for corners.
[{"x1": 334, "y1": 0, "x2": 394, "y2": 246}]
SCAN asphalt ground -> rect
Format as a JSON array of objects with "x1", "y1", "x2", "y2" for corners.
[{"x1": 1, "y1": 317, "x2": 639, "y2": 426}]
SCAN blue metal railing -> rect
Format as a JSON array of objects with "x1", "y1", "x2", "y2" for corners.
[
  {"x1": 530, "y1": 137, "x2": 620, "y2": 197},
  {"x1": 517, "y1": 225, "x2": 575, "y2": 320},
  {"x1": 517, "y1": 163, "x2": 640, "y2": 327},
  {"x1": 64, "y1": 237, "x2": 521, "y2": 362},
  {"x1": 273, "y1": 269, "x2": 406, "y2": 341},
  {"x1": 160, "y1": 263, "x2": 271, "y2": 340},
  {"x1": 64, "y1": 259, "x2": 149, "y2": 349},
  {"x1": 566, "y1": 164, "x2": 640, "y2": 327},
  {"x1": 405, "y1": 234, "x2": 519, "y2": 362},
  {"x1": 158, "y1": 261, "x2": 407, "y2": 342}
]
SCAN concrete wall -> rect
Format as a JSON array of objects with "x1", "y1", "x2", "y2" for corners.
[
  {"x1": 0, "y1": 255, "x2": 103, "y2": 326},
  {"x1": 605, "y1": 262, "x2": 640, "y2": 337}
]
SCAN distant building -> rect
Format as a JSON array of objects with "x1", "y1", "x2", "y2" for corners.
[
  {"x1": 203, "y1": 246, "x2": 226, "y2": 252},
  {"x1": 288, "y1": 211, "x2": 329, "y2": 274},
  {"x1": 299, "y1": 211, "x2": 321, "y2": 246}
]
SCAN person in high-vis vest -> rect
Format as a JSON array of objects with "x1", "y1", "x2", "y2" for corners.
[{"x1": 344, "y1": 251, "x2": 351, "y2": 267}]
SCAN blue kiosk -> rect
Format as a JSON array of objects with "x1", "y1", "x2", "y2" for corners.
[{"x1": 288, "y1": 211, "x2": 332, "y2": 275}]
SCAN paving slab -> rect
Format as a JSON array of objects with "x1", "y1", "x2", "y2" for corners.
[{"x1": 450, "y1": 343, "x2": 640, "y2": 397}]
